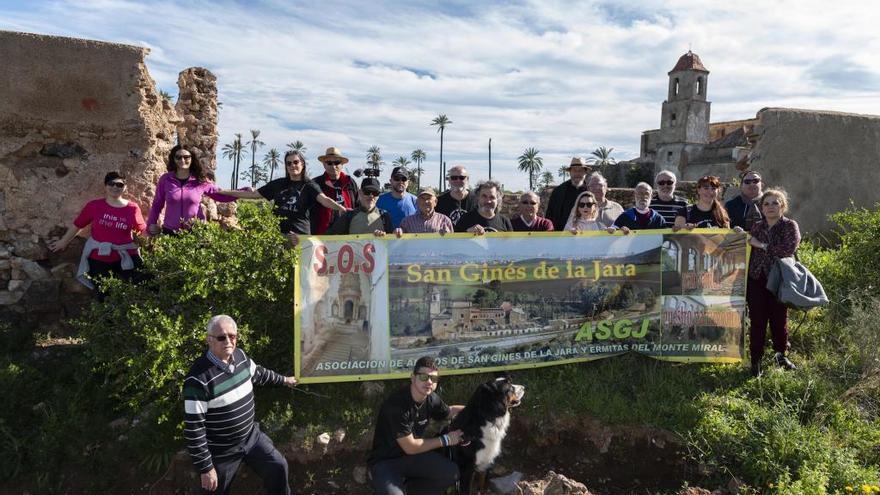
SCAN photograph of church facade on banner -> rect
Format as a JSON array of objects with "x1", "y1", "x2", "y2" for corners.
[
  {"x1": 296, "y1": 238, "x2": 391, "y2": 378},
  {"x1": 385, "y1": 234, "x2": 663, "y2": 371}
]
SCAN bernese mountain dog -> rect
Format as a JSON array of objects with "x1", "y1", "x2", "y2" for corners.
[{"x1": 447, "y1": 375, "x2": 525, "y2": 495}]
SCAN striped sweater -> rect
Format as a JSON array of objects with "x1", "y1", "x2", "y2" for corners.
[{"x1": 183, "y1": 348, "x2": 285, "y2": 473}]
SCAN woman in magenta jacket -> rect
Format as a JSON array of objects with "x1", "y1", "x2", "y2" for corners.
[{"x1": 147, "y1": 145, "x2": 236, "y2": 235}]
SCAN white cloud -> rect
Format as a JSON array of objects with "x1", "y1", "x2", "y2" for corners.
[{"x1": 4, "y1": 0, "x2": 880, "y2": 190}]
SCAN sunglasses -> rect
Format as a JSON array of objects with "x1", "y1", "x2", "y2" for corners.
[
  {"x1": 448, "y1": 175, "x2": 467, "y2": 181},
  {"x1": 325, "y1": 161, "x2": 343, "y2": 166},
  {"x1": 107, "y1": 181, "x2": 126, "y2": 188},
  {"x1": 392, "y1": 176, "x2": 409, "y2": 182},
  {"x1": 657, "y1": 180, "x2": 675, "y2": 186},
  {"x1": 363, "y1": 190, "x2": 380, "y2": 197},
  {"x1": 174, "y1": 154, "x2": 192, "y2": 160},
  {"x1": 210, "y1": 333, "x2": 238, "y2": 342},
  {"x1": 521, "y1": 201, "x2": 538, "y2": 205},
  {"x1": 743, "y1": 178, "x2": 761, "y2": 185},
  {"x1": 578, "y1": 202, "x2": 596, "y2": 208},
  {"x1": 285, "y1": 160, "x2": 301, "y2": 166},
  {"x1": 415, "y1": 373, "x2": 439, "y2": 383}
]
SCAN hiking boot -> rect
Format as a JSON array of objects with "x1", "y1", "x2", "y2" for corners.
[
  {"x1": 750, "y1": 360, "x2": 762, "y2": 378},
  {"x1": 774, "y1": 352, "x2": 797, "y2": 370}
]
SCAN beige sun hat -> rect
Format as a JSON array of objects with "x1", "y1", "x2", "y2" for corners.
[
  {"x1": 568, "y1": 156, "x2": 588, "y2": 168},
  {"x1": 318, "y1": 147, "x2": 350, "y2": 164}
]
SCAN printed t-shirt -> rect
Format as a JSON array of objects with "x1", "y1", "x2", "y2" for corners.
[
  {"x1": 74, "y1": 199, "x2": 146, "y2": 262},
  {"x1": 257, "y1": 178, "x2": 322, "y2": 234}
]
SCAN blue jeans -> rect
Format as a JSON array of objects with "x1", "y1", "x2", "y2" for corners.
[{"x1": 370, "y1": 451, "x2": 459, "y2": 495}]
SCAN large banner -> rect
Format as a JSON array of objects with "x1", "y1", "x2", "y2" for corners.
[{"x1": 295, "y1": 230, "x2": 748, "y2": 383}]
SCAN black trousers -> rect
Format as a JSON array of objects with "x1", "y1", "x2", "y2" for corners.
[
  {"x1": 204, "y1": 423, "x2": 291, "y2": 495},
  {"x1": 86, "y1": 256, "x2": 146, "y2": 301},
  {"x1": 370, "y1": 451, "x2": 459, "y2": 495}
]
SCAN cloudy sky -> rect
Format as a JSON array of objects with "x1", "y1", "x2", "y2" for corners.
[{"x1": 3, "y1": 0, "x2": 880, "y2": 190}]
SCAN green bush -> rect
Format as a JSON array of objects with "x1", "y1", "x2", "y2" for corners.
[{"x1": 73, "y1": 202, "x2": 296, "y2": 436}]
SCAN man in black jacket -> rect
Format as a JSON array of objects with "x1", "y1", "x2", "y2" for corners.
[
  {"x1": 326, "y1": 178, "x2": 393, "y2": 235},
  {"x1": 725, "y1": 170, "x2": 764, "y2": 230},
  {"x1": 545, "y1": 157, "x2": 589, "y2": 230}
]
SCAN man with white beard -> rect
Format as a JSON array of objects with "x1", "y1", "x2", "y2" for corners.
[
  {"x1": 608, "y1": 182, "x2": 666, "y2": 234},
  {"x1": 435, "y1": 165, "x2": 477, "y2": 227}
]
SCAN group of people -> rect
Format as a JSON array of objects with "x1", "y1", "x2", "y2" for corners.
[{"x1": 51, "y1": 144, "x2": 802, "y2": 491}]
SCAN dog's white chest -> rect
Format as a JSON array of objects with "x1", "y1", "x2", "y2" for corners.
[{"x1": 474, "y1": 411, "x2": 510, "y2": 472}]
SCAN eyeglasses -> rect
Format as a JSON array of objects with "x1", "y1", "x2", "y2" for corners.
[
  {"x1": 448, "y1": 175, "x2": 467, "y2": 181},
  {"x1": 325, "y1": 161, "x2": 343, "y2": 166},
  {"x1": 743, "y1": 178, "x2": 761, "y2": 185},
  {"x1": 363, "y1": 190, "x2": 380, "y2": 197},
  {"x1": 521, "y1": 201, "x2": 538, "y2": 205},
  {"x1": 392, "y1": 176, "x2": 408, "y2": 182},
  {"x1": 285, "y1": 160, "x2": 301, "y2": 166},
  {"x1": 762, "y1": 200, "x2": 781, "y2": 206},
  {"x1": 657, "y1": 180, "x2": 675, "y2": 186},
  {"x1": 209, "y1": 333, "x2": 238, "y2": 342},
  {"x1": 107, "y1": 181, "x2": 126, "y2": 188},
  {"x1": 578, "y1": 202, "x2": 595, "y2": 208},
  {"x1": 415, "y1": 373, "x2": 439, "y2": 383},
  {"x1": 174, "y1": 154, "x2": 192, "y2": 161}
]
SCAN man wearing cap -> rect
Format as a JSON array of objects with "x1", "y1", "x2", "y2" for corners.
[
  {"x1": 545, "y1": 157, "x2": 590, "y2": 231},
  {"x1": 326, "y1": 177, "x2": 393, "y2": 235},
  {"x1": 454, "y1": 180, "x2": 513, "y2": 234},
  {"x1": 311, "y1": 147, "x2": 359, "y2": 235},
  {"x1": 377, "y1": 167, "x2": 418, "y2": 229},
  {"x1": 435, "y1": 165, "x2": 477, "y2": 226},
  {"x1": 395, "y1": 187, "x2": 453, "y2": 235},
  {"x1": 725, "y1": 170, "x2": 764, "y2": 230},
  {"x1": 511, "y1": 192, "x2": 554, "y2": 231}
]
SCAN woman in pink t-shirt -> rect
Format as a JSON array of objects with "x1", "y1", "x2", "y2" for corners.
[{"x1": 50, "y1": 171, "x2": 147, "y2": 299}]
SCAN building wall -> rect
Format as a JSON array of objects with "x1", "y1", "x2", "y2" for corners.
[{"x1": 749, "y1": 107, "x2": 880, "y2": 233}]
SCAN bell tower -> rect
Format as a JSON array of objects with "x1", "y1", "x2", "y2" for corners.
[{"x1": 657, "y1": 51, "x2": 711, "y2": 169}]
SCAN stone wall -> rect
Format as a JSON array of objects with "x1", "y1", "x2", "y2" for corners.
[
  {"x1": 0, "y1": 31, "x2": 217, "y2": 331},
  {"x1": 749, "y1": 108, "x2": 880, "y2": 233}
]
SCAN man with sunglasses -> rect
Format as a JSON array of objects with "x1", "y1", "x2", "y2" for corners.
[
  {"x1": 725, "y1": 170, "x2": 764, "y2": 230},
  {"x1": 435, "y1": 165, "x2": 477, "y2": 226},
  {"x1": 651, "y1": 170, "x2": 688, "y2": 226},
  {"x1": 326, "y1": 178, "x2": 394, "y2": 235},
  {"x1": 311, "y1": 147, "x2": 359, "y2": 235},
  {"x1": 377, "y1": 166, "x2": 418, "y2": 229},
  {"x1": 184, "y1": 315, "x2": 297, "y2": 494},
  {"x1": 511, "y1": 191, "x2": 554, "y2": 231},
  {"x1": 546, "y1": 157, "x2": 590, "y2": 231},
  {"x1": 368, "y1": 356, "x2": 464, "y2": 495}
]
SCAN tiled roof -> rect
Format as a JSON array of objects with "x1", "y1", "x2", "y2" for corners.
[{"x1": 670, "y1": 50, "x2": 708, "y2": 73}]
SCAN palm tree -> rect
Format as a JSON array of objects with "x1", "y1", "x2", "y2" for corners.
[
  {"x1": 287, "y1": 140, "x2": 307, "y2": 153},
  {"x1": 410, "y1": 149, "x2": 426, "y2": 189},
  {"x1": 247, "y1": 130, "x2": 265, "y2": 187},
  {"x1": 158, "y1": 90, "x2": 174, "y2": 104},
  {"x1": 366, "y1": 145, "x2": 383, "y2": 174},
  {"x1": 430, "y1": 115, "x2": 452, "y2": 191},
  {"x1": 557, "y1": 165, "x2": 569, "y2": 181},
  {"x1": 263, "y1": 148, "x2": 281, "y2": 181},
  {"x1": 517, "y1": 147, "x2": 544, "y2": 191},
  {"x1": 590, "y1": 146, "x2": 616, "y2": 166},
  {"x1": 540, "y1": 171, "x2": 555, "y2": 189},
  {"x1": 392, "y1": 156, "x2": 411, "y2": 168},
  {"x1": 221, "y1": 133, "x2": 247, "y2": 188}
]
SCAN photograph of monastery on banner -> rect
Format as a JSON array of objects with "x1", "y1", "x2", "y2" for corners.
[
  {"x1": 386, "y1": 233, "x2": 663, "y2": 371},
  {"x1": 296, "y1": 237, "x2": 391, "y2": 378}
]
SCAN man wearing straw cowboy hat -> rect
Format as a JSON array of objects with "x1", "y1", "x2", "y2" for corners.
[
  {"x1": 311, "y1": 147, "x2": 359, "y2": 235},
  {"x1": 545, "y1": 156, "x2": 590, "y2": 231}
]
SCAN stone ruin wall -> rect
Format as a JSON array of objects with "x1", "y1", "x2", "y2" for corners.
[
  {"x1": 0, "y1": 31, "x2": 219, "y2": 331},
  {"x1": 748, "y1": 107, "x2": 880, "y2": 233}
]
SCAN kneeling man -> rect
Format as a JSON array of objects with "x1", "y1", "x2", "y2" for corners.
[{"x1": 368, "y1": 356, "x2": 465, "y2": 495}]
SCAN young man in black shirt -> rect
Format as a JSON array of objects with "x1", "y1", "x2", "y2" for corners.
[
  {"x1": 368, "y1": 356, "x2": 464, "y2": 495},
  {"x1": 454, "y1": 180, "x2": 513, "y2": 233}
]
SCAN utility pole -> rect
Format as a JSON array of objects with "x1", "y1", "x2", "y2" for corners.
[{"x1": 488, "y1": 138, "x2": 492, "y2": 180}]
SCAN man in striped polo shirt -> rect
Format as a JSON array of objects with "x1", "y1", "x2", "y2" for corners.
[{"x1": 184, "y1": 315, "x2": 297, "y2": 494}]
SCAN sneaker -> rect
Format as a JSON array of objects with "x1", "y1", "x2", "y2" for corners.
[
  {"x1": 750, "y1": 361, "x2": 762, "y2": 378},
  {"x1": 774, "y1": 352, "x2": 797, "y2": 370}
]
